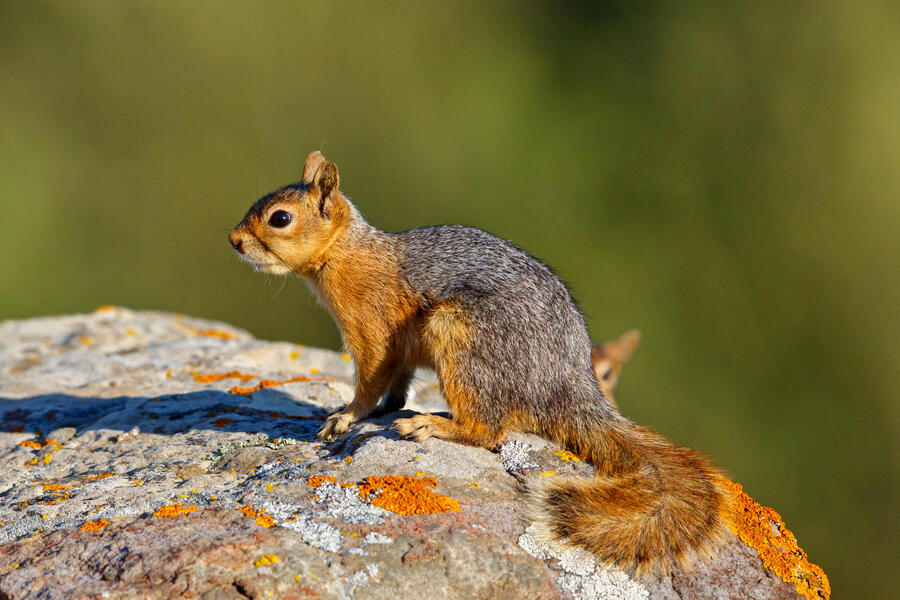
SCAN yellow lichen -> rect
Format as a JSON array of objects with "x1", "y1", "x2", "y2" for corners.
[
  {"x1": 254, "y1": 554, "x2": 279, "y2": 567},
  {"x1": 289, "y1": 351, "x2": 301, "y2": 361},
  {"x1": 95, "y1": 305, "x2": 117, "y2": 312},
  {"x1": 153, "y1": 503, "x2": 198, "y2": 518},
  {"x1": 717, "y1": 478, "x2": 830, "y2": 600},
  {"x1": 554, "y1": 449, "x2": 582, "y2": 462},
  {"x1": 340, "y1": 353, "x2": 352, "y2": 362},
  {"x1": 238, "y1": 505, "x2": 276, "y2": 528},
  {"x1": 79, "y1": 519, "x2": 109, "y2": 531}
]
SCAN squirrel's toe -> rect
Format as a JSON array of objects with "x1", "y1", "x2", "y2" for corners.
[{"x1": 315, "y1": 410, "x2": 356, "y2": 440}]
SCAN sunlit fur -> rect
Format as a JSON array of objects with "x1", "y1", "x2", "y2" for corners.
[{"x1": 231, "y1": 151, "x2": 731, "y2": 576}]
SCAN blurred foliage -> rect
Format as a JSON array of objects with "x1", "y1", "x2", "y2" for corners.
[{"x1": 1, "y1": 1, "x2": 897, "y2": 594}]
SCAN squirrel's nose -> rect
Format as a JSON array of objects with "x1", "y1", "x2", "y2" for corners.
[{"x1": 229, "y1": 232, "x2": 244, "y2": 254}]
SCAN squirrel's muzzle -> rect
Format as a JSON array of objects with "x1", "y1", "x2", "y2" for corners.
[{"x1": 229, "y1": 231, "x2": 244, "y2": 254}]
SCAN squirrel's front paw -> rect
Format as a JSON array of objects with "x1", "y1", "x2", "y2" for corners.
[{"x1": 315, "y1": 410, "x2": 357, "y2": 441}]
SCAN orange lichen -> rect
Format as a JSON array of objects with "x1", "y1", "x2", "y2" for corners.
[
  {"x1": 305, "y1": 476, "x2": 336, "y2": 488},
  {"x1": 193, "y1": 329, "x2": 236, "y2": 339},
  {"x1": 42, "y1": 484, "x2": 72, "y2": 491},
  {"x1": 229, "y1": 375, "x2": 330, "y2": 395},
  {"x1": 193, "y1": 371, "x2": 258, "y2": 383},
  {"x1": 238, "y1": 505, "x2": 276, "y2": 528},
  {"x1": 153, "y1": 503, "x2": 198, "y2": 518},
  {"x1": 95, "y1": 305, "x2": 117, "y2": 312},
  {"x1": 85, "y1": 473, "x2": 116, "y2": 481},
  {"x1": 357, "y1": 476, "x2": 460, "y2": 516},
  {"x1": 212, "y1": 417, "x2": 233, "y2": 427},
  {"x1": 79, "y1": 519, "x2": 109, "y2": 531},
  {"x1": 717, "y1": 478, "x2": 830, "y2": 600},
  {"x1": 20, "y1": 439, "x2": 59, "y2": 450},
  {"x1": 9, "y1": 424, "x2": 24, "y2": 432}
]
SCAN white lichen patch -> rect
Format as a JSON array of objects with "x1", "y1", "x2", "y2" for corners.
[
  {"x1": 363, "y1": 531, "x2": 393, "y2": 545},
  {"x1": 518, "y1": 525, "x2": 648, "y2": 600},
  {"x1": 313, "y1": 480, "x2": 388, "y2": 525},
  {"x1": 255, "y1": 499, "x2": 343, "y2": 553},
  {"x1": 499, "y1": 439, "x2": 539, "y2": 472},
  {"x1": 281, "y1": 515, "x2": 343, "y2": 553}
]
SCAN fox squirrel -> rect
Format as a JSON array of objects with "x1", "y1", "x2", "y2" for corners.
[
  {"x1": 591, "y1": 329, "x2": 641, "y2": 409},
  {"x1": 229, "y1": 151, "x2": 730, "y2": 575}
]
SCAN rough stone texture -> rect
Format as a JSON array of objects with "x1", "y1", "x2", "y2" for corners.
[{"x1": 0, "y1": 308, "x2": 810, "y2": 599}]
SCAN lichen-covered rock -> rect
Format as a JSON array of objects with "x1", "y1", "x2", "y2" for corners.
[{"x1": 0, "y1": 308, "x2": 828, "y2": 599}]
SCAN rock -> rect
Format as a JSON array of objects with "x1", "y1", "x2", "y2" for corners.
[{"x1": 0, "y1": 308, "x2": 829, "y2": 600}]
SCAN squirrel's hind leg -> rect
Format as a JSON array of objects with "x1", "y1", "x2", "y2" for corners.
[
  {"x1": 396, "y1": 300, "x2": 505, "y2": 449},
  {"x1": 394, "y1": 412, "x2": 505, "y2": 449}
]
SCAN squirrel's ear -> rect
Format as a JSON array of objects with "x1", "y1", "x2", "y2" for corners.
[
  {"x1": 302, "y1": 151, "x2": 327, "y2": 184},
  {"x1": 608, "y1": 329, "x2": 641, "y2": 363},
  {"x1": 310, "y1": 161, "x2": 340, "y2": 217}
]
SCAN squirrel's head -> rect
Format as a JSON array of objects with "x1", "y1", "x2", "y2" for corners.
[
  {"x1": 229, "y1": 151, "x2": 352, "y2": 275},
  {"x1": 591, "y1": 329, "x2": 641, "y2": 396}
]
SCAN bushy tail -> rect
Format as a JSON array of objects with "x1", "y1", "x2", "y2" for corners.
[{"x1": 534, "y1": 415, "x2": 731, "y2": 576}]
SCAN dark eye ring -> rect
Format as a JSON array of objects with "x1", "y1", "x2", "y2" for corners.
[{"x1": 268, "y1": 210, "x2": 292, "y2": 228}]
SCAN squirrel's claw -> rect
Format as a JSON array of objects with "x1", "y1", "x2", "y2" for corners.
[{"x1": 315, "y1": 410, "x2": 356, "y2": 441}]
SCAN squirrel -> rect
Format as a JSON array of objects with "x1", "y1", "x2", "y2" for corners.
[
  {"x1": 229, "y1": 151, "x2": 730, "y2": 575},
  {"x1": 591, "y1": 329, "x2": 641, "y2": 409}
]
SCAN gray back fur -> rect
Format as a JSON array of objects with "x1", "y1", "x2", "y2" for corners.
[{"x1": 393, "y1": 225, "x2": 617, "y2": 429}]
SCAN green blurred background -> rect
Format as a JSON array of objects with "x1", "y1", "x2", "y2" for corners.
[{"x1": 1, "y1": 1, "x2": 897, "y2": 595}]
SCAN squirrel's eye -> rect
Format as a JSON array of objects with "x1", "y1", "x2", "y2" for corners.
[{"x1": 268, "y1": 210, "x2": 292, "y2": 228}]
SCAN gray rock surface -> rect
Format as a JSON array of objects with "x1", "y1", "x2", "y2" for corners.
[{"x1": 0, "y1": 308, "x2": 806, "y2": 599}]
